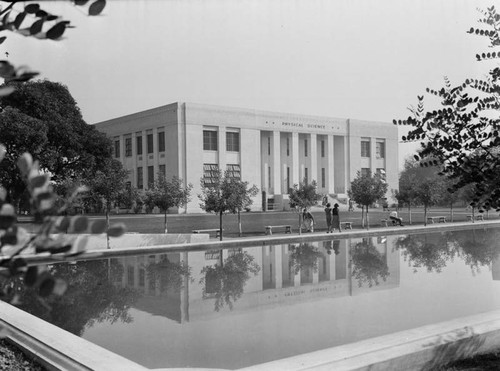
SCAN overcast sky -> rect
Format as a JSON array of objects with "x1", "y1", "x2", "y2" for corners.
[{"x1": 3, "y1": 0, "x2": 495, "y2": 167}]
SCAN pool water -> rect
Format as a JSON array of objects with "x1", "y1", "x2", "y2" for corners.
[{"x1": 14, "y1": 227, "x2": 500, "y2": 370}]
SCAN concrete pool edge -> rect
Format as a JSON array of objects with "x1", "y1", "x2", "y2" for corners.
[{"x1": 239, "y1": 310, "x2": 500, "y2": 371}]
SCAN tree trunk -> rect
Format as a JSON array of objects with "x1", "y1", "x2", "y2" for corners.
[
  {"x1": 450, "y1": 202, "x2": 454, "y2": 222},
  {"x1": 164, "y1": 210, "x2": 168, "y2": 233},
  {"x1": 106, "y1": 208, "x2": 110, "y2": 249},
  {"x1": 472, "y1": 206, "x2": 475, "y2": 223},
  {"x1": 238, "y1": 210, "x2": 242, "y2": 237},
  {"x1": 361, "y1": 206, "x2": 365, "y2": 228},
  {"x1": 298, "y1": 213, "x2": 302, "y2": 235},
  {"x1": 408, "y1": 204, "x2": 412, "y2": 225},
  {"x1": 219, "y1": 211, "x2": 223, "y2": 241},
  {"x1": 366, "y1": 207, "x2": 370, "y2": 230},
  {"x1": 424, "y1": 204, "x2": 427, "y2": 226}
]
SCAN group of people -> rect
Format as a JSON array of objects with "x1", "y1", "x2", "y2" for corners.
[{"x1": 302, "y1": 203, "x2": 342, "y2": 233}]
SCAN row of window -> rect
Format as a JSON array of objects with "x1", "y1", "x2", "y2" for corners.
[
  {"x1": 361, "y1": 168, "x2": 386, "y2": 180},
  {"x1": 361, "y1": 140, "x2": 385, "y2": 159},
  {"x1": 203, "y1": 163, "x2": 241, "y2": 186},
  {"x1": 136, "y1": 165, "x2": 166, "y2": 189},
  {"x1": 203, "y1": 130, "x2": 240, "y2": 152},
  {"x1": 115, "y1": 132, "x2": 166, "y2": 158}
]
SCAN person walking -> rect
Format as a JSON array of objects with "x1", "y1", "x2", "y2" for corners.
[
  {"x1": 332, "y1": 203, "x2": 341, "y2": 232},
  {"x1": 324, "y1": 203, "x2": 333, "y2": 233},
  {"x1": 302, "y1": 208, "x2": 315, "y2": 232}
]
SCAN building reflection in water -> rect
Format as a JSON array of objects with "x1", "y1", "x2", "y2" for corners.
[{"x1": 113, "y1": 236, "x2": 400, "y2": 323}]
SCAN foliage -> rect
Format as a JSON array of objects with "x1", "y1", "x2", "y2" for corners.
[
  {"x1": 0, "y1": 147, "x2": 126, "y2": 307},
  {"x1": 288, "y1": 243, "x2": 324, "y2": 274},
  {"x1": 288, "y1": 179, "x2": 322, "y2": 210},
  {"x1": 396, "y1": 6, "x2": 500, "y2": 211},
  {"x1": 9, "y1": 259, "x2": 138, "y2": 336},
  {"x1": 145, "y1": 175, "x2": 192, "y2": 233},
  {"x1": 146, "y1": 254, "x2": 192, "y2": 293},
  {"x1": 199, "y1": 251, "x2": 260, "y2": 312},
  {"x1": 117, "y1": 184, "x2": 144, "y2": 213},
  {"x1": 350, "y1": 239, "x2": 389, "y2": 288},
  {"x1": 348, "y1": 171, "x2": 388, "y2": 228},
  {"x1": 0, "y1": 0, "x2": 107, "y2": 95},
  {"x1": 198, "y1": 170, "x2": 258, "y2": 240}
]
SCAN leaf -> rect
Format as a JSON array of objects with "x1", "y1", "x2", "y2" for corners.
[
  {"x1": 71, "y1": 215, "x2": 88, "y2": 233},
  {"x1": 17, "y1": 153, "x2": 33, "y2": 176},
  {"x1": 30, "y1": 18, "x2": 44, "y2": 35},
  {"x1": 46, "y1": 22, "x2": 66, "y2": 40},
  {"x1": 35, "y1": 10, "x2": 48, "y2": 18},
  {"x1": 107, "y1": 223, "x2": 126, "y2": 237},
  {"x1": 14, "y1": 12, "x2": 26, "y2": 29},
  {"x1": 89, "y1": 0, "x2": 106, "y2": 16},
  {"x1": 90, "y1": 219, "x2": 107, "y2": 234},
  {"x1": 75, "y1": 0, "x2": 90, "y2": 5},
  {"x1": 29, "y1": 174, "x2": 48, "y2": 189},
  {"x1": 0, "y1": 36, "x2": 6, "y2": 44},
  {"x1": 25, "y1": 4, "x2": 40, "y2": 14},
  {"x1": 0, "y1": 86, "x2": 15, "y2": 97}
]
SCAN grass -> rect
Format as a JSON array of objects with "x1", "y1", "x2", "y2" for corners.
[{"x1": 0, "y1": 339, "x2": 45, "y2": 371}]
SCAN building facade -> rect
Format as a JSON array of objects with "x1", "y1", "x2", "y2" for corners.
[{"x1": 94, "y1": 102, "x2": 399, "y2": 213}]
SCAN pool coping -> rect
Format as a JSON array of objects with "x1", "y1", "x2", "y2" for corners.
[{"x1": 2, "y1": 220, "x2": 500, "y2": 370}]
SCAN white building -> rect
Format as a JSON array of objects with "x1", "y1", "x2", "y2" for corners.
[{"x1": 94, "y1": 102, "x2": 399, "y2": 213}]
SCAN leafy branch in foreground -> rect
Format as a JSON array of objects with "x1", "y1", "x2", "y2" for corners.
[{"x1": 0, "y1": 144, "x2": 126, "y2": 306}]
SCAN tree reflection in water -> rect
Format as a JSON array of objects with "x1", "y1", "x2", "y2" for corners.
[
  {"x1": 146, "y1": 255, "x2": 192, "y2": 292},
  {"x1": 289, "y1": 243, "x2": 324, "y2": 274},
  {"x1": 350, "y1": 239, "x2": 389, "y2": 288},
  {"x1": 200, "y1": 250, "x2": 260, "y2": 312},
  {"x1": 13, "y1": 259, "x2": 139, "y2": 336},
  {"x1": 394, "y1": 229, "x2": 500, "y2": 274}
]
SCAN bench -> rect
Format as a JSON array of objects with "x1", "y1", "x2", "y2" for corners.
[
  {"x1": 192, "y1": 228, "x2": 223, "y2": 238},
  {"x1": 467, "y1": 214, "x2": 484, "y2": 221},
  {"x1": 427, "y1": 216, "x2": 446, "y2": 224},
  {"x1": 265, "y1": 225, "x2": 292, "y2": 235},
  {"x1": 341, "y1": 222, "x2": 352, "y2": 230},
  {"x1": 381, "y1": 218, "x2": 399, "y2": 227}
]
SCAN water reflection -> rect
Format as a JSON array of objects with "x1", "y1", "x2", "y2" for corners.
[
  {"x1": 15, "y1": 260, "x2": 139, "y2": 336},
  {"x1": 351, "y1": 238, "x2": 390, "y2": 288}
]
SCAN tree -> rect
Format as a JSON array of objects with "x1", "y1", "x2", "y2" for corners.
[
  {"x1": 393, "y1": 158, "x2": 419, "y2": 225},
  {"x1": 145, "y1": 175, "x2": 192, "y2": 233},
  {"x1": 396, "y1": 6, "x2": 500, "y2": 211},
  {"x1": 350, "y1": 239, "x2": 389, "y2": 288},
  {"x1": 348, "y1": 171, "x2": 388, "y2": 229},
  {"x1": 85, "y1": 158, "x2": 129, "y2": 242},
  {"x1": 198, "y1": 170, "x2": 258, "y2": 240},
  {"x1": 288, "y1": 179, "x2": 322, "y2": 234},
  {"x1": 199, "y1": 251, "x2": 260, "y2": 312},
  {"x1": 288, "y1": 243, "x2": 324, "y2": 274},
  {"x1": 118, "y1": 185, "x2": 144, "y2": 214}
]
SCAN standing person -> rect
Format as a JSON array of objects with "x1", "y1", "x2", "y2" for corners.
[
  {"x1": 302, "y1": 208, "x2": 315, "y2": 232},
  {"x1": 324, "y1": 203, "x2": 333, "y2": 233},
  {"x1": 348, "y1": 199, "x2": 354, "y2": 212},
  {"x1": 332, "y1": 203, "x2": 342, "y2": 232}
]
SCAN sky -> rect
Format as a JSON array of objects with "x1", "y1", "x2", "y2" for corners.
[{"x1": 3, "y1": 0, "x2": 496, "y2": 168}]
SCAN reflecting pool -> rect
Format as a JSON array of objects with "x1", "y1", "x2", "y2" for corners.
[{"x1": 12, "y1": 227, "x2": 500, "y2": 370}]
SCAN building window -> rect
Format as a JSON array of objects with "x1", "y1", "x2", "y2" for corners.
[
  {"x1": 226, "y1": 132, "x2": 240, "y2": 152},
  {"x1": 137, "y1": 167, "x2": 143, "y2": 189},
  {"x1": 304, "y1": 139, "x2": 308, "y2": 157},
  {"x1": 376, "y1": 141, "x2": 385, "y2": 159},
  {"x1": 136, "y1": 135, "x2": 142, "y2": 155},
  {"x1": 361, "y1": 168, "x2": 371, "y2": 177},
  {"x1": 361, "y1": 140, "x2": 370, "y2": 157},
  {"x1": 227, "y1": 164, "x2": 240, "y2": 179},
  {"x1": 158, "y1": 131, "x2": 165, "y2": 152},
  {"x1": 147, "y1": 133, "x2": 154, "y2": 154},
  {"x1": 268, "y1": 166, "x2": 271, "y2": 189},
  {"x1": 203, "y1": 164, "x2": 219, "y2": 186},
  {"x1": 148, "y1": 166, "x2": 154, "y2": 188},
  {"x1": 203, "y1": 130, "x2": 218, "y2": 151},
  {"x1": 286, "y1": 137, "x2": 290, "y2": 156},
  {"x1": 321, "y1": 168, "x2": 325, "y2": 188},
  {"x1": 321, "y1": 140, "x2": 325, "y2": 158},
  {"x1": 304, "y1": 168, "x2": 308, "y2": 184},
  {"x1": 267, "y1": 137, "x2": 271, "y2": 155},
  {"x1": 125, "y1": 137, "x2": 132, "y2": 157},
  {"x1": 159, "y1": 165, "x2": 166, "y2": 178},
  {"x1": 114, "y1": 139, "x2": 120, "y2": 158},
  {"x1": 286, "y1": 167, "x2": 290, "y2": 191},
  {"x1": 127, "y1": 266, "x2": 134, "y2": 286},
  {"x1": 139, "y1": 268, "x2": 145, "y2": 287}
]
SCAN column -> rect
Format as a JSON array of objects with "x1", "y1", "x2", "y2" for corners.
[
  {"x1": 272, "y1": 131, "x2": 281, "y2": 193},
  {"x1": 310, "y1": 133, "x2": 317, "y2": 183},
  {"x1": 275, "y1": 245, "x2": 283, "y2": 289},
  {"x1": 344, "y1": 136, "x2": 350, "y2": 193},
  {"x1": 180, "y1": 252, "x2": 189, "y2": 323},
  {"x1": 218, "y1": 127, "x2": 227, "y2": 172},
  {"x1": 291, "y1": 132, "x2": 299, "y2": 185},
  {"x1": 327, "y1": 135, "x2": 335, "y2": 193},
  {"x1": 370, "y1": 137, "x2": 377, "y2": 174}
]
